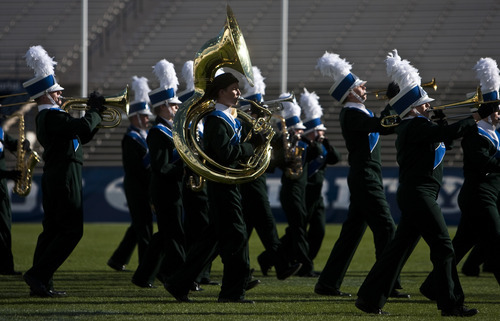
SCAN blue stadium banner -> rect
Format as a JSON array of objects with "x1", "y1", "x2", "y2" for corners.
[{"x1": 11, "y1": 166, "x2": 465, "y2": 225}]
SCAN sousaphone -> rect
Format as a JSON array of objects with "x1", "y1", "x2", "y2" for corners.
[{"x1": 173, "y1": 5, "x2": 274, "y2": 184}]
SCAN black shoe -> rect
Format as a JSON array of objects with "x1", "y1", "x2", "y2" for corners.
[
  {"x1": 218, "y1": 297, "x2": 255, "y2": 304},
  {"x1": 390, "y1": 289, "x2": 410, "y2": 299},
  {"x1": 107, "y1": 259, "x2": 126, "y2": 272},
  {"x1": 131, "y1": 278, "x2": 156, "y2": 288},
  {"x1": 0, "y1": 270, "x2": 22, "y2": 276},
  {"x1": 419, "y1": 285, "x2": 436, "y2": 301},
  {"x1": 257, "y1": 255, "x2": 271, "y2": 276},
  {"x1": 199, "y1": 277, "x2": 220, "y2": 285},
  {"x1": 355, "y1": 298, "x2": 389, "y2": 315},
  {"x1": 191, "y1": 282, "x2": 203, "y2": 292},
  {"x1": 461, "y1": 264, "x2": 480, "y2": 277},
  {"x1": 441, "y1": 305, "x2": 478, "y2": 317},
  {"x1": 483, "y1": 262, "x2": 494, "y2": 273},
  {"x1": 276, "y1": 263, "x2": 302, "y2": 280},
  {"x1": 165, "y1": 283, "x2": 193, "y2": 303},
  {"x1": 23, "y1": 273, "x2": 52, "y2": 298},
  {"x1": 30, "y1": 289, "x2": 67, "y2": 297},
  {"x1": 245, "y1": 279, "x2": 261, "y2": 291},
  {"x1": 314, "y1": 283, "x2": 351, "y2": 297},
  {"x1": 299, "y1": 270, "x2": 321, "y2": 277}
]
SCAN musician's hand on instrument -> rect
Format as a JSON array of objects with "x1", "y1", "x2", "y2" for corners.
[
  {"x1": 248, "y1": 130, "x2": 266, "y2": 147},
  {"x1": 87, "y1": 91, "x2": 106, "y2": 113},
  {"x1": 477, "y1": 102, "x2": 499, "y2": 119},
  {"x1": 431, "y1": 110, "x2": 448, "y2": 126},
  {"x1": 21, "y1": 139, "x2": 31, "y2": 152}
]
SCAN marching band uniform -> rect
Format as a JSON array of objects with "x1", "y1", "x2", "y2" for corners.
[
  {"x1": 107, "y1": 76, "x2": 154, "y2": 271},
  {"x1": 132, "y1": 60, "x2": 185, "y2": 287},
  {"x1": 356, "y1": 50, "x2": 486, "y2": 316},
  {"x1": 22, "y1": 46, "x2": 104, "y2": 297},
  {"x1": 314, "y1": 52, "x2": 400, "y2": 297},
  {"x1": 420, "y1": 58, "x2": 500, "y2": 295},
  {"x1": 203, "y1": 73, "x2": 258, "y2": 302},
  {"x1": 165, "y1": 72, "x2": 260, "y2": 303},
  {"x1": 300, "y1": 88, "x2": 341, "y2": 263},
  {"x1": 0, "y1": 123, "x2": 23, "y2": 275}
]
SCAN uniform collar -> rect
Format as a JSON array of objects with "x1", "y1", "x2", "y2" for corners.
[{"x1": 38, "y1": 103, "x2": 62, "y2": 112}]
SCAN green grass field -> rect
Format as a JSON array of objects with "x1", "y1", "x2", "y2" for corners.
[{"x1": 1, "y1": 223, "x2": 498, "y2": 320}]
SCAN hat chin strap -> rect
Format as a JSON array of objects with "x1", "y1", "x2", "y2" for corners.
[
  {"x1": 45, "y1": 92, "x2": 59, "y2": 106},
  {"x1": 411, "y1": 107, "x2": 428, "y2": 119},
  {"x1": 350, "y1": 90, "x2": 366, "y2": 104}
]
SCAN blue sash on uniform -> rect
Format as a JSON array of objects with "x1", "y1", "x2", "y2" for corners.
[
  {"x1": 209, "y1": 110, "x2": 242, "y2": 145},
  {"x1": 73, "y1": 138, "x2": 79, "y2": 152},
  {"x1": 433, "y1": 142, "x2": 446, "y2": 169},
  {"x1": 366, "y1": 109, "x2": 380, "y2": 153},
  {"x1": 126, "y1": 128, "x2": 151, "y2": 169},
  {"x1": 153, "y1": 123, "x2": 180, "y2": 163},
  {"x1": 0, "y1": 127, "x2": 4, "y2": 154},
  {"x1": 308, "y1": 143, "x2": 327, "y2": 177},
  {"x1": 480, "y1": 126, "x2": 500, "y2": 158}
]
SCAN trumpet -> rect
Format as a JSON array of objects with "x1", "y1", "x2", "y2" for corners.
[
  {"x1": 61, "y1": 87, "x2": 130, "y2": 128},
  {"x1": 0, "y1": 88, "x2": 129, "y2": 128},
  {"x1": 370, "y1": 78, "x2": 438, "y2": 100}
]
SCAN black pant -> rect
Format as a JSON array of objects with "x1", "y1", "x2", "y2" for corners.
[
  {"x1": 26, "y1": 163, "x2": 84, "y2": 287},
  {"x1": 358, "y1": 184, "x2": 464, "y2": 311}
]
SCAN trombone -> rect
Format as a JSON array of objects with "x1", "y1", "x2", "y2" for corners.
[
  {"x1": 370, "y1": 78, "x2": 438, "y2": 100},
  {"x1": 380, "y1": 87, "x2": 499, "y2": 128},
  {"x1": 0, "y1": 87, "x2": 130, "y2": 128}
]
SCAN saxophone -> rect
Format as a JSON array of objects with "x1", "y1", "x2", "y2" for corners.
[
  {"x1": 11, "y1": 112, "x2": 40, "y2": 196},
  {"x1": 272, "y1": 114, "x2": 304, "y2": 179}
]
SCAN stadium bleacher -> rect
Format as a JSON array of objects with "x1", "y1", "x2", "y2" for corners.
[{"x1": 1, "y1": 0, "x2": 500, "y2": 169}]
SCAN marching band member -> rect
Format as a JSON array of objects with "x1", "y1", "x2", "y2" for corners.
[
  {"x1": 132, "y1": 59, "x2": 185, "y2": 288},
  {"x1": 299, "y1": 88, "x2": 340, "y2": 265},
  {"x1": 165, "y1": 72, "x2": 264, "y2": 303},
  {"x1": 355, "y1": 49, "x2": 493, "y2": 316},
  {"x1": 239, "y1": 66, "x2": 302, "y2": 280},
  {"x1": 107, "y1": 76, "x2": 154, "y2": 271},
  {"x1": 420, "y1": 57, "x2": 500, "y2": 296},
  {"x1": 265, "y1": 95, "x2": 315, "y2": 276},
  {"x1": 314, "y1": 51, "x2": 404, "y2": 297},
  {"x1": 22, "y1": 45, "x2": 105, "y2": 297}
]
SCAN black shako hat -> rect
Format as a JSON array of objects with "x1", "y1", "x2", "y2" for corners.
[{"x1": 206, "y1": 72, "x2": 239, "y2": 100}]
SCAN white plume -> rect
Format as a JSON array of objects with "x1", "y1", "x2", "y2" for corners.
[
  {"x1": 131, "y1": 76, "x2": 151, "y2": 103},
  {"x1": 300, "y1": 88, "x2": 323, "y2": 120},
  {"x1": 152, "y1": 59, "x2": 179, "y2": 91},
  {"x1": 316, "y1": 51, "x2": 352, "y2": 80},
  {"x1": 473, "y1": 57, "x2": 500, "y2": 93},
  {"x1": 243, "y1": 66, "x2": 266, "y2": 96},
  {"x1": 24, "y1": 45, "x2": 57, "y2": 77},
  {"x1": 385, "y1": 49, "x2": 421, "y2": 88},
  {"x1": 181, "y1": 60, "x2": 194, "y2": 92},
  {"x1": 281, "y1": 92, "x2": 302, "y2": 119}
]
